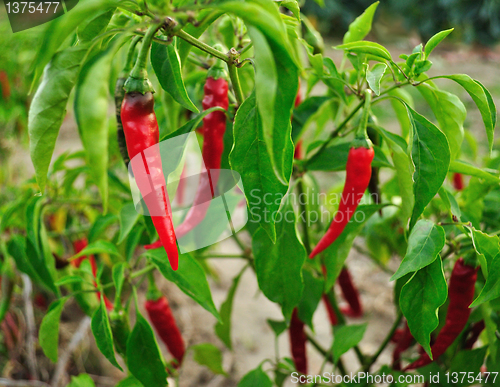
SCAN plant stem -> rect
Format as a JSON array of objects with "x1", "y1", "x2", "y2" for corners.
[
  {"x1": 175, "y1": 29, "x2": 229, "y2": 63},
  {"x1": 228, "y1": 63, "x2": 244, "y2": 106},
  {"x1": 305, "y1": 100, "x2": 364, "y2": 167},
  {"x1": 238, "y1": 42, "x2": 253, "y2": 55},
  {"x1": 297, "y1": 179, "x2": 311, "y2": 255},
  {"x1": 130, "y1": 22, "x2": 163, "y2": 79},
  {"x1": 362, "y1": 310, "x2": 403, "y2": 372},
  {"x1": 130, "y1": 264, "x2": 155, "y2": 279},
  {"x1": 306, "y1": 333, "x2": 347, "y2": 375}
]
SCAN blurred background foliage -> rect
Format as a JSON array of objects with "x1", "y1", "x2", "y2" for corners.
[{"x1": 302, "y1": 0, "x2": 500, "y2": 45}]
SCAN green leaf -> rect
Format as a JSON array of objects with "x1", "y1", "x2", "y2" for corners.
[
  {"x1": 40, "y1": 298, "x2": 67, "y2": 362},
  {"x1": 417, "y1": 83, "x2": 466, "y2": 158},
  {"x1": 31, "y1": 0, "x2": 118, "y2": 87},
  {"x1": 55, "y1": 276, "x2": 85, "y2": 286},
  {"x1": 230, "y1": 91, "x2": 290, "y2": 242},
  {"x1": 67, "y1": 373, "x2": 96, "y2": 387},
  {"x1": 449, "y1": 160, "x2": 500, "y2": 184},
  {"x1": 323, "y1": 205, "x2": 384, "y2": 291},
  {"x1": 145, "y1": 249, "x2": 220, "y2": 320},
  {"x1": 291, "y1": 96, "x2": 330, "y2": 142},
  {"x1": 127, "y1": 313, "x2": 168, "y2": 387},
  {"x1": 376, "y1": 126, "x2": 414, "y2": 222},
  {"x1": 112, "y1": 263, "x2": 126, "y2": 300},
  {"x1": 343, "y1": 2, "x2": 379, "y2": 44},
  {"x1": 118, "y1": 202, "x2": 141, "y2": 244},
  {"x1": 366, "y1": 63, "x2": 387, "y2": 95},
  {"x1": 400, "y1": 257, "x2": 448, "y2": 357},
  {"x1": 29, "y1": 45, "x2": 89, "y2": 193},
  {"x1": 71, "y1": 240, "x2": 121, "y2": 262},
  {"x1": 450, "y1": 347, "x2": 488, "y2": 387},
  {"x1": 75, "y1": 37, "x2": 126, "y2": 213},
  {"x1": 471, "y1": 252, "x2": 500, "y2": 307},
  {"x1": 91, "y1": 297, "x2": 122, "y2": 370},
  {"x1": 424, "y1": 28, "x2": 454, "y2": 58},
  {"x1": 280, "y1": 0, "x2": 300, "y2": 21},
  {"x1": 115, "y1": 376, "x2": 143, "y2": 387},
  {"x1": 267, "y1": 320, "x2": 288, "y2": 337},
  {"x1": 471, "y1": 229, "x2": 500, "y2": 271},
  {"x1": 191, "y1": 343, "x2": 227, "y2": 375},
  {"x1": 238, "y1": 365, "x2": 273, "y2": 387},
  {"x1": 88, "y1": 214, "x2": 117, "y2": 243},
  {"x1": 77, "y1": 9, "x2": 115, "y2": 42},
  {"x1": 332, "y1": 323, "x2": 367, "y2": 363},
  {"x1": 391, "y1": 220, "x2": 446, "y2": 281},
  {"x1": 297, "y1": 269, "x2": 324, "y2": 329},
  {"x1": 407, "y1": 106, "x2": 450, "y2": 229},
  {"x1": 306, "y1": 142, "x2": 392, "y2": 171},
  {"x1": 151, "y1": 41, "x2": 199, "y2": 113},
  {"x1": 335, "y1": 41, "x2": 392, "y2": 61},
  {"x1": 215, "y1": 266, "x2": 246, "y2": 349},
  {"x1": 252, "y1": 200, "x2": 306, "y2": 320},
  {"x1": 435, "y1": 75, "x2": 496, "y2": 152}
]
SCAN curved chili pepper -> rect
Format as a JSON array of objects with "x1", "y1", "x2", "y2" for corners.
[
  {"x1": 322, "y1": 294, "x2": 338, "y2": 326},
  {"x1": 405, "y1": 258, "x2": 477, "y2": 370},
  {"x1": 145, "y1": 295, "x2": 185, "y2": 367},
  {"x1": 289, "y1": 308, "x2": 308, "y2": 375},
  {"x1": 72, "y1": 238, "x2": 113, "y2": 311},
  {"x1": 121, "y1": 24, "x2": 179, "y2": 270},
  {"x1": 310, "y1": 91, "x2": 374, "y2": 259},
  {"x1": 338, "y1": 267, "x2": 363, "y2": 318},
  {"x1": 174, "y1": 65, "x2": 228, "y2": 239},
  {"x1": 115, "y1": 36, "x2": 141, "y2": 168},
  {"x1": 452, "y1": 173, "x2": 464, "y2": 191},
  {"x1": 464, "y1": 320, "x2": 485, "y2": 349},
  {"x1": 392, "y1": 322, "x2": 414, "y2": 370}
]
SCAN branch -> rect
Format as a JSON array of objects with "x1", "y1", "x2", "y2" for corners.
[
  {"x1": 0, "y1": 379, "x2": 50, "y2": 387},
  {"x1": 51, "y1": 316, "x2": 92, "y2": 387},
  {"x1": 21, "y1": 275, "x2": 38, "y2": 380}
]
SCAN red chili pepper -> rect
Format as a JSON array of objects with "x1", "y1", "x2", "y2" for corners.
[
  {"x1": 145, "y1": 295, "x2": 185, "y2": 367},
  {"x1": 452, "y1": 173, "x2": 464, "y2": 191},
  {"x1": 121, "y1": 25, "x2": 179, "y2": 270},
  {"x1": 0, "y1": 71, "x2": 11, "y2": 101},
  {"x1": 322, "y1": 295, "x2": 338, "y2": 326},
  {"x1": 72, "y1": 238, "x2": 113, "y2": 311},
  {"x1": 464, "y1": 320, "x2": 485, "y2": 349},
  {"x1": 293, "y1": 82, "x2": 302, "y2": 160},
  {"x1": 338, "y1": 267, "x2": 363, "y2": 318},
  {"x1": 174, "y1": 67, "x2": 228, "y2": 239},
  {"x1": 289, "y1": 308, "x2": 308, "y2": 375},
  {"x1": 405, "y1": 258, "x2": 477, "y2": 370},
  {"x1": 392, "y1": 322, "x2": 414, "y2": 370},
  {"x1": 310, "y1": 91, "x2": 374, "y2": 259}
]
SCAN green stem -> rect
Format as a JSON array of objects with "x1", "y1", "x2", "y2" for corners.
[
  {"x1": 238, "y1": 42, "x2": 253, "y2": 55},
  {"x1": 228, "y1": 63, "x2": 244, "y2": 106},
  {"x1": 356, "y1": 89, "x2": 372, "y2": 139},
  {"x1": 175, "y1": 29, "x2": 229, "y2": 63},
  {"x1": 146, "y1": 271, "x2": 162, "y2": 301},
  {"x1": 305, "y1": 100, "x2": 364, "y2": 167},
  {"x1": 306, "y1": 333, "x2": 347, "y2": 375},
  {"x1": 129, "y1": 22, "x2": 162, "y2": 80},
  {"x1": 297, "y1": 179, "x2": 311, "y2": 255},
  {"x1": 362, "y1": 310, "x2": 403, "y2": 372},
  {"x1": 130, "y1": 264, "x2": 155, "y2": 279},
  {"x1": 123, "y1": 35, "x2": 142, "y2": 74}
]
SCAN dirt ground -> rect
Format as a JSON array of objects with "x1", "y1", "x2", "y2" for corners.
[{"x1": 3, "y1": 41, "x2": 500, "y2": 386}]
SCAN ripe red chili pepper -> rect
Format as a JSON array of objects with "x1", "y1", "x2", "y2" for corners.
[
  {"x1": 322, "y1": 295, "x2": 338, "y2": 326},
  {"x1": 392, "y1": 322, "x2": 414, "y2": 370},
  {"x1": 464, "y1": 320, "x2": 485, "y2": 349},
  {"x1": 0, "y1": 71, "x2": 10, "y2": 101},
  {"x1": 174, "y1": 66, "x2": 228, "y2": 239},
  {"x1": 405, "y1": 258, "x2": 477, "y2": 370},
  {"x1": 115, "y1": 36, "x2": 141, "y2": 167},
  {"x1": 338, "y1": 267, "x2": 363, "y2": 318},
  {"x1": 293, "y1": 82, "x2": 302, "y2": 160},
  {"x1": 289, "y1": 308, "x2": 308, "y2": 375},
  {"x1": 452, "y1": 173, "x2": 464, "y2": 191},
  {"x1": 310, "y1": 91, "x2": 374, "y2": 259},
  {"x1": 145, "y1": 295, "x2": 185, "y2": 366},
  {"x1": 121, "y1": 24, "x2": 179, "y2": 270},
  {"x1": 72, "y1": 238, "x2": 113, "y2": 311}
]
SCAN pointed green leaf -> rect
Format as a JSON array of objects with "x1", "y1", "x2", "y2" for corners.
[
  {"x1": 297, "y1": 269, "x2": 324, "y2": 329},
  {"x1": 91, "y1": 297, "x2": 122, "y2": 370},
  {"x1": 40, "y1": 298, "x2": 68, "y2": 362},
  {"x1": 118, "y1": 202, "x2": 141, "y2": 244},
  {"x1": 67, "y1": 373, "x2": 96, "y2": 387},
  {"x1": 151, "y1": 40, "x2": 199, "y2": 113},
  {"x1": 332, "y1": 324, "x2": 367, "y2": 363},
  {"x1": 343, "y1": 2, "x2": 379, "y2": 44},
  {"x1": 424, "y1": 28, "x2": 454, "y2": 58},
  {"x1": 191, "y1": 343, "x2": 227, "y2": 375},
  {"x1": 335, "y1": 41, "x2": 392, "y2": 61},
  {"x1": 391, "y1": 220, "x2": 445, "y2": 281},
  {"x1": 366, "y1": 63, "x2": 387, "y2": 95},
  {"x1": 238, "y1": 365, "x2": 273, "y2": 387},
  {"x1": 400, "y1": 257, "x2": 448, "y2": 357}
]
